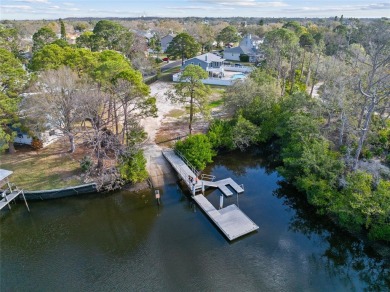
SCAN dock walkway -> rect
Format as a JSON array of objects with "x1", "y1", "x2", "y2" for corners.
[
  {"x1": 162, "y1": 149, "x2": 244, "y2": 196},
  {"x1": 162, "y1": 149, "x2": 258, "y2": 241},
  {"x1": 0, "y1": 190, "x2": 23, "y2": 210}
]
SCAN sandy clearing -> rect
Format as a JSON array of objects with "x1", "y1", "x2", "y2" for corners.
[{"x1": 141, "y1": 81, "x2": 181, "y2": 187}]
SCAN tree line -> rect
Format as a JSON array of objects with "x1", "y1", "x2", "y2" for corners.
[{"x1": 0, "y1": 20, "x2": 158, "y2": 190}]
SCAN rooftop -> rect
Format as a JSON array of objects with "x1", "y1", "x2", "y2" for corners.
[{"x1": 187, "y1": 53, "x2": 225, "y2": 64}]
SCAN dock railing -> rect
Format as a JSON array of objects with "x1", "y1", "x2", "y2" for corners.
[
  {"x1": 201, "y1": 174, "x2": 216, "y2": 181},
  {"x1": 175, "y1": 149, "x2": 200, "y2": 178}
]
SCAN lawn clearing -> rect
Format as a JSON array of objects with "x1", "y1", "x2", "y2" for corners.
[{"x1": 0, "y1": 137, "x2": 84, "y2": 191}]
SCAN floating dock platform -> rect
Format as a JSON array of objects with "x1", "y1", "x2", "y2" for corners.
[{"x1": 193, "y1": 194, "x2": 259, "y2": 240}]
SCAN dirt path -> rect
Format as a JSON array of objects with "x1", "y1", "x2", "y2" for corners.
[
  {"x1": 141, "y1": 81, "x2": 180, "y2": 187},
  {"x1": 141, "y1": 81, "x2": 223, "y2": 187}
]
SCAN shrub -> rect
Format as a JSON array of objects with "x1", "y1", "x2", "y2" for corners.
[
  {"x1": 155, "y1": 58, "x2": 163, "y2": 64},
  {"x1": 175, "y1": 134, "x2": 216, "y2": 170},
  {"x1": 207, "y1": 119, "x2": 235, "y2": 150},
  {"x1": 368, "y1": 224, "x2": 390, "y2": 241},
  {"x1": 239, "y1": 54, "x2": 249, "y2": 62},
  {"x1": 362, "y1": 148, "x2": 373, "y2": 159},
  {"x1": 31, "y1": 138, "x2": 43, "y2": 150},
  {"x1": 119, "y1": 150, "x2": 148, "y2": 183},
  {"x1": 80, "y1": 155, "x2": 93, "y2": 172}
]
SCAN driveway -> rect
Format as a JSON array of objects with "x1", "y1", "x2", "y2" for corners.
[{"x1": 161, "y1": 60, "x2": 181, "y2": 72}]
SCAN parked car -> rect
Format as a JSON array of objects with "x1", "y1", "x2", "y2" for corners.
[{"x1": 162, "y1": 57, "x2": 169, "y2": 62}]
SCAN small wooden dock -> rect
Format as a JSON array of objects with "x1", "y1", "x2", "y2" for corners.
[{"x1": 162, "y1": 149, "x2": 258, "y2": 241}]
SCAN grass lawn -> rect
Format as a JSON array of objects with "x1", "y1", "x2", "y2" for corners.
[
  {"x1": 0, "y1": 137, "x2": 84, "y2": 191},
  {"x1": 209, "y1": 99, "x2": 224, "y2": 108},
  {"x1": 166, "y1": 109, "x2": 186, "y2": 118}
]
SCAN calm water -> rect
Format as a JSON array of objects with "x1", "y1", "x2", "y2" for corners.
[{"x1": 1, "y1": 149, "x2": 389, "y2": 291}]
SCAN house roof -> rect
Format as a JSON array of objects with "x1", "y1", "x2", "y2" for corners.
[
  {"x1": 161, "y1": 33, "x2": 176, "y2": 41},
  {"x1": 187, "y1": 53, "x2": 225, "y2": 64},
  {"x1": 224, "y1": 46, "x2": 258, "y2": 56}
]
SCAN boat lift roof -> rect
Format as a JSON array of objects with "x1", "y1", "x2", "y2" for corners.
[{"x1": 0, "y1": 169, "x2": 13, "y2": 181}]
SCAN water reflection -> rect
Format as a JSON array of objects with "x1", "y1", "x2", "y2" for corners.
[
  {"x1": 274, "y1": 181, "x2": 390, "y2": 291},
  {"x1": 1, "y1": 148, "x2": 389, "y2": 291}
]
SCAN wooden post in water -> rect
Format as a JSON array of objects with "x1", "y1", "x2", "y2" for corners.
[
  {"x1": 155, "y1": 189, "x2": 160, "y2": 205},
  {"x1": 21, "y1": 190, "x2": 30, "y2": 212},
  {"x1": 3, "y1": 191, "x2": 11, "y2": 210}
]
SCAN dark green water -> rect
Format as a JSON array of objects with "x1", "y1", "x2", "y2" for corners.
[{"x1": 1, "y1": 150, "x2": 389, "y2": 291}]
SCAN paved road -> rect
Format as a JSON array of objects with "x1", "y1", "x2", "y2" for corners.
[{"x1": 161, "y1": 60, "x2": 181, "y2": 72}]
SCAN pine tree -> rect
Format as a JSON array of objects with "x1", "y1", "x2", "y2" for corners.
[{"x1": 60, "y1": 19, "x2": 66, "y2": 41}]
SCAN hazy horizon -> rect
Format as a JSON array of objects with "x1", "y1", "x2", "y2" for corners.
[{"x1": 1, "y1": 0, "x2": 389, "y2": 21}]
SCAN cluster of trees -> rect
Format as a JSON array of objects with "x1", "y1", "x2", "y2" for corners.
[
  {"x1": 176, "y1": 19, "x2": 390, "y2": 241},
  {"x1": 0, "y1": 20, "x2": 159, "y2": 189}
]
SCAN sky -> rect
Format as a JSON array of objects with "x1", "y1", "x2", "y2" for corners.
[{"x1": 1, "y1": 0, "x2": 389, "y2": 20}]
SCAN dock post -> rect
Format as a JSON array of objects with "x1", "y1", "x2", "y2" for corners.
[
  {"x1": 219, "y1": 194, "x2": 224, "y2": 209},
  {"x1": 21, "y1": 190, "x2": 30, "y2": 212},
  {"x1": 3, "y1": 192, "x2": 11, "y2": 210},
  {"x1": 202, "y1": 180, "x2": 204, "y2": 195},
  {"x1": 155, "y1": 189, "x2": 160, "y2": 205},
  {"x1": 236, "y1": 192, "x2": 239, "y2": 208}
]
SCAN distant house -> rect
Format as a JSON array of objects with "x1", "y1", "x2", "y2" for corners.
[
  {"x1": 223, "y1": 34, "x2": 264, "y2": 62},
  {"x1": 161, "y1": 33, "x2": 176, "y2": 52},
  {"x1": 182, "y1": 53, "x2": 225, "y2": 77},
  {"x1": 132, "y1": 29, "x2": 156, "y2": 45},
  {"x1": 13, "y1": 127, "x2": 62, "y2": 148}
]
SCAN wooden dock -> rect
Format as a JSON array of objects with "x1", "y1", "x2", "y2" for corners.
[
  {"x1": 193, "y1": 195, "x2": 258, "y2": 240},
  {"x1": 162, "y1": 149, "x2": 244, "y2": 196},
  {"x1": 162, "y1": 149, "x2": 258, "y2": 241}
]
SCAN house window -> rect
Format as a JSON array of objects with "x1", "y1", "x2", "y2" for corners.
[{"x1": 198, "y1": 63, "x2": 201, "y2": 66}]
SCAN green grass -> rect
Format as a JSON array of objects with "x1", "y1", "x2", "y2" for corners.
[
  {"x1": 166, "y1": 109, "x2": 186, "y2": 118},
  {"x1": 0, "y1": 140, "x2": 83, "y2": 191},
  {"x1": 209, "y1": 98, "x2": 224, "y2": 108}
]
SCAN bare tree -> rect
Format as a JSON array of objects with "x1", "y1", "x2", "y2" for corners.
[
  {"x1": 351, "y1": 21, "x2": 390, "y2": 169},
  {"x1": 24, "y1": 66, "x2": 83, "y2": 152}
]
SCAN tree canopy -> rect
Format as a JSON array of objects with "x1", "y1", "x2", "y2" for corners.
[
  {"x1": 165, "y1": 33, "x2": 200, "y2": 65},
  {"x1": 216, "y1": 25, "x2": 240, "y2": 44}
]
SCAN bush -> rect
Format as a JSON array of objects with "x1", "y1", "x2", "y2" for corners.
[
  {"x1": 175, "y1": 134, "x2": 216, "y2": 170},
  {"x1": 31, "y1": 138, "x2": 43, "y2": 150},
  {"x1": 386, "y1": 154, "x2": 390, "y2": 165},
  {"x1": 368, "y1": 224, "x2": 390, "y2": 241},
  {"x1": 239, "y1": 54, "x2": 249, "y2": 62},
  {"x1": 80, "y1": 155, "x2": 92, "y2": 172},
  {"x1": 119, "y1": 150, "x2": 148, "y2": 183},
  {"x1": 155, "y1": 58, "x2": 163, "y2": 64},
  {"x1": 207, "y1": 119, "x2": 235, "y2": 150},
  {"x1": 362, "y1": 148, "x2": 373, "y2": 159}
]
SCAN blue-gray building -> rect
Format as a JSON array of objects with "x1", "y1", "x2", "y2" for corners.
[{"x1": 182, "y1": 53, "x2": 225, "y2": 72}]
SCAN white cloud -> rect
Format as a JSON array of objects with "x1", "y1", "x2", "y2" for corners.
[
  {"x1": 1, "y1": 4, "x2": 32, "y2": 9},
  {"x1": 166, "y1": 5, "x2": 234, "y2": 11},
  {"x1": 283, "y1": 2, "x2": 390, "y2": 13},
  {"x1": 193, "y1": 0, "x2": 288, "y2": 8},
  {"x1": 13, "y1": 0, "x2": 50, "y2": 3}
]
